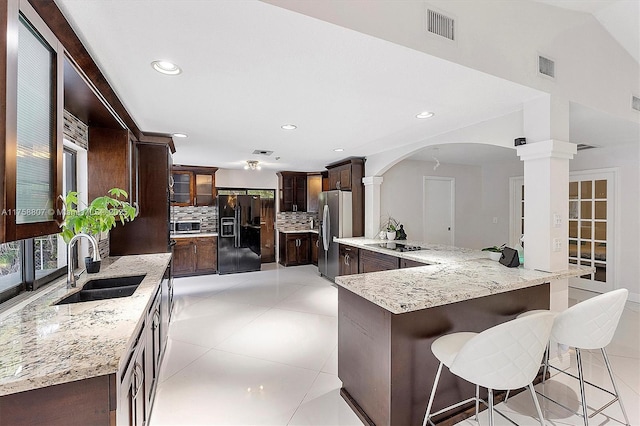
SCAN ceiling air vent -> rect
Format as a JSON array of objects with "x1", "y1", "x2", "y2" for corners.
[
  {"x1": 576, "y1": 144, "x2": 598, "y2": 151},
  {"x1": 252, "y1": 149, "x2": 273, "y2": 156},
  {"x1": 538, "y1": 55, "x2": 555, "y2": 78},
  {"x1": 632, "y1": 95, "x2": 640, "y2": 112},
  {"x1": 427, "y1": 9, "x2": 455, "y2": 41}
]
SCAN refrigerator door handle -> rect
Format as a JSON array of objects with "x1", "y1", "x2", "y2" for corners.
[
  {"x1": 235, "y1": 207, "x2": 240, "y2": 248},
  {"x1": 322, "y1": 204, "x2": 330, "y2": 251}
]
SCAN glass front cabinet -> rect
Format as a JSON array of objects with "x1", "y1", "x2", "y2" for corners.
[{"x1": 2, "y1": 0, "x2": 64, "y2": 242}]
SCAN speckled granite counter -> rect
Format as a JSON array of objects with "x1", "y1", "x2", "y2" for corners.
[
  {"x1": 0, "y1": 253, "x2": 171, "y2": 396},
  {"x1": 334, "y1": 237, "x2": 591, "y2": 314},
  {"x1": 171, "y1": 232, "x2": 218, "y2": 238},
  {"x1": 277, "y1": 229, "x2": 319, "y2": 234}
]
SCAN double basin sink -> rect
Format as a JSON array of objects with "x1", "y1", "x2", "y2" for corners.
[{"x1": 55, "y1": 275, "x2": 146, "y2": 305}]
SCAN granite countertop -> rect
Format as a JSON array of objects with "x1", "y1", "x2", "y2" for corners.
[
  {"x1": 171, "y1": 232, "x2": 218, "y2": 238},
  {"x1": 278, "y1": 229, "x2": 319, "y2": 234},
  {"x1": 334, "y1": 237, "x2": 593, "y2": 314},
  {"x1": 0, "y1": 253, "x2": 171, "y2": 396}
]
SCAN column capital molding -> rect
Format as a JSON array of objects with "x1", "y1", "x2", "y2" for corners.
[
  {"x1": 517, "y1": 140, "x2": 577, "y2": 161},
  {"x1": 362, "y1": 176, "x2": 383, "y2": 186}
]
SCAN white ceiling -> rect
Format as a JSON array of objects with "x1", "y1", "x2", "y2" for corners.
[
  {"x1": 54, "y1": 0, "x2": 638, "y2": 172},
  {"x1": 533, "y1": 0, "x2": 640, "y2": 63}
]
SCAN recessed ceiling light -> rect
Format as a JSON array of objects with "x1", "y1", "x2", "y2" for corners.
[
  {"x1": 333, "y1": 148, "x2": 344, "y2": 152},
  {"x1": 151, "y1": 60, "x2": 182, "y2": 75},
  {"x1": 281, "y1": 124, "x2": 297, "y2": 130},
  {"x1": 172, "y1": 133, "x2": 188, "y2": 138},
  {"x1": 416, "y1": 111, "x2": 435, "y2": 119}
]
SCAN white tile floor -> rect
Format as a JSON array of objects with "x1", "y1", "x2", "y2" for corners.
[{"x1": 149, "y1": 264, "x2": 640, "y2": 426}]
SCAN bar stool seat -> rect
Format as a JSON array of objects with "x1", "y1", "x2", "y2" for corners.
[
  {"x1": 523, "y1": 289, "x2": 631, "y2": 426},
  {"x1": 422, "y1": 312, "x2": 555, "y2": 426}
]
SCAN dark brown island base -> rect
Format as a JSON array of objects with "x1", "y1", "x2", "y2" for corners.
[
  {"x1": 333, "y1": 238, "x2": 593, "y2": 426},
  {"x1": 338, "y1": 283, "x2": 548, "y2": 425}
]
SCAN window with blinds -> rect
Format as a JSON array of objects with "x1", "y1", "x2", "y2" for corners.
[{"x1": 16, "y1": 14, "x2": 55, "y2": 224}]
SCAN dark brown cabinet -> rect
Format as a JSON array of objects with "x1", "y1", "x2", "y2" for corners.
[
  {"x1": 279, "y1": 232, "x2": 311, "y2": 266},
  {"x1": 339, "y1": 244, "x2": 359, "y2": 276},
  {"x1": 119, "y1": 320, "x2": 148, "y2": 426},
  {"x1": 400, "y1": 258, "x2": 428, "y2": 268},
  {"x1": 172, "y1": 236, "x2": 218, "y2": 277},
  {"x1": 171, "y1": 165, "x2": 218, "y2": 206},
  {"x1": 359, "y1": 249, "x2": 400, "y2": 273},
  {"x1": 311, "y1": 233, "x2": 319, "y2": 265},
  {"x1": 277, "y1": 172, "x2": 307, "y2": 212},
  {"x1": 110, "y1": 141, "x2": 173, "y2": 256},
  {"x1": 325, "y1": 158, "x2": 365, "y2": 237}
]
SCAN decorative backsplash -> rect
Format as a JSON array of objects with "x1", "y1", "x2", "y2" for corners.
[
  {"x1": 63, "y1": 110, "x2": 88, "y2": 149},
  {"x1": 276, "y1": 212, "x2": 319, "y2": 231},
  {"x1": 172, "y1": 206, "x2": 218, "y2": 232}
]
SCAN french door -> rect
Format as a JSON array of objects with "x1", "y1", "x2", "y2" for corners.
[{"x1": 510, "y1": 170, "x2": 616, "y2": 293}]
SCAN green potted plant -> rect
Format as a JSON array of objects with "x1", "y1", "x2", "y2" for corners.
[
  {"x1": 482, "y1": 244, "x2": 506, "y2": 261},
  {"x1": 380, "y1": 215, "x2": 399, "y2": 240},
  {"x1": 60, "y1": 188, "x2": 137, "y2": 273}
]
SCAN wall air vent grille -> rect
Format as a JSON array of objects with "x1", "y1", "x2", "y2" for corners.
[
  {"x1": 427, "y1": 9, "x2": 455, "y2": 41},
  {"x1": 538, "y1": 55, "x2": 555, "y2": 78},
  {"x1": 252, "y1": 149, "x2": 273, "y2": 156},
  {"x1": 577, "y1": 144, "x2": 598, "y2": 151},
  {"x1": 632, "y1": 95, "x2": 640, "y2": 112}
]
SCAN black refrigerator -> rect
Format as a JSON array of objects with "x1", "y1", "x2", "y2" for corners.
[{"x1": 217, "y1": 195, "x2": 261, "y2": 274}]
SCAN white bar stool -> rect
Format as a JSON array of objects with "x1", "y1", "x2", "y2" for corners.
[
  {"x1": 422, "y1": 312, "x2": 555, "y2": 426},
  {"x1": 529, "y1": 288, "x2": 630, "y2": 426}
]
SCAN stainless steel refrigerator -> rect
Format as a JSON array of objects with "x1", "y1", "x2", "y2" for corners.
[
  {"x1": 318, "y1": 190, "x2": 352, "y2": 281},
  {"x1": 217, "y1": 195, "x2": 261, "y2": 274}
]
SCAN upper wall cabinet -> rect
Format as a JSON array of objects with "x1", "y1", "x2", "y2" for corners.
[
  {"x1": 326, "y1": 157, "x2": 365, "y2": 237},
  {"x1": 88, "y1": 127, "x2": 138, "y2": 206},
  {"x1": 171, "y1": 165, "x2": 218, "y2": 207},
  {"x1": 277, "y1": 172, "x2": 307, "y2": 212},
  {"x1": 1, "y1": 0, "x2": 64, "y2": 242}
]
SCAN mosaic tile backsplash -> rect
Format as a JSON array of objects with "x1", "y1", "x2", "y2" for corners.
[
  {"x1": 171, "y1": 206, "x2": 218, "y2": 233},
  {"x1": 276, "y1": 212, "x2": 319, "y2": 231},
  {"x1": 63, "y1": 110, "x2": 88, "y2": 149}
]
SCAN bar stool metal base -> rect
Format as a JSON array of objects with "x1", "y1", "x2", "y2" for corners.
[{"x1": 534, "y1": 348, "x2": 631, "y2": 426}]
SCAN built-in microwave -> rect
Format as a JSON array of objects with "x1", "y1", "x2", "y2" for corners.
[{"x1": 171, "y1": 220, "x2": 201, "y2": 234}]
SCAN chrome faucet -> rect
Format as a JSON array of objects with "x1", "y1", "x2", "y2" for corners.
[{"x1": 67, "y1": 233, "x2": 101, "y2": 287}]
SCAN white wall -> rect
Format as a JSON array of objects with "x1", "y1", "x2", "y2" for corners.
[
  {"x1": 569, "y1": 143, "x2": 640, "y2": 302},
  {"x1": 381, "y1": 156, "x2": 524, "y2": 249},
  {"x1": 215, "y1": 168, "x2": 278, "y2": 189}
]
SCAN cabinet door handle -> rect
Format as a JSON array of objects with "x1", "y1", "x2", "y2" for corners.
[
  {"x1": 132, "y1": 362, "x2": 143, "y2": 399},
  {"x1": 152, "y1": 310, "x2": 160, "y2": 329},
  {"x1": 345, "y1": 254, "x2": 349, "y2": 266},
  {"x1": 194, "y1": 244, "x2": 197, "y2": 254},
  {"x1": 194, "y1": 196, "x2": 197, "y2": 205}
]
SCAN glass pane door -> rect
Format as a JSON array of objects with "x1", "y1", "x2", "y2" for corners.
[{"x1": 569, "y1": 172, "x2": 614, "y2": 292}]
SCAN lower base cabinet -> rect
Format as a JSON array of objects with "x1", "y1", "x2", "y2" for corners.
[
  {"x1": 279, "y1": 233, "x2": 311, "y2": 266},
  {"x1": 358, "y1": 249, "x2": 400, "y2": 273},
  {"x1": 338, "y1": 245, "x2": 359, "y2": 276},
  {"x1": 173, "y1": 236, "x2": 217, "y2": 277},
  {"x1": 311, "y1": 233, "x2": 319, "y2": 266},
  {"x1": 0, "y1": 265, "x2": 173, "y2": 426}
]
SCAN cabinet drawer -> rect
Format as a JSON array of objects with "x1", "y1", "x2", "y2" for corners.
[{"x1": 358, "y1": 249, "x2": 399, "y2": 273}]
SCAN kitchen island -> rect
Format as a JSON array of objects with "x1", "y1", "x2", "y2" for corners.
[
  {"x1": 334, "y1": 237, "x2": 591, "y2": 425},
  {"x1": 0, "y1": 253, "x2": 172, "y2": 425}
]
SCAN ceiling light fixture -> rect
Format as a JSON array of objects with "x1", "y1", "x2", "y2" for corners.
[
  {"x1": 281, "y1": 124, "x2": 297, "y2": 130},
  {"x1": 416, "y1": 111, "x2": 435, "y2": 119},
  {"x1": 172, "y1": 133, "x2": 188, "y2": 138},
  {"x1": 151, "y1": 60, "x2": 182, "y2": 75},
  {"x1": 244, "y1": 160, "x2": 261, "y2": 170},
  {"x1": 333, "y1": 148, "x2": 344, "y2": 152}
]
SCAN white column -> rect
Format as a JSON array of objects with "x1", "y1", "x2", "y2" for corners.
[
  {"x1": 362, "y1": 176, "x2": 383, "y2": 239},
  {"x1": 517, "y1": 140, "x2": 576, "y2": 272}
]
